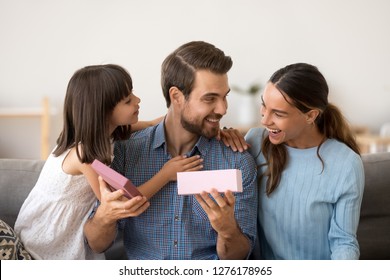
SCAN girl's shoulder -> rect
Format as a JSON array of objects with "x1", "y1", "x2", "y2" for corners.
[{"x1": 61, "y1": 146, "x2": 83, "y2": 175}]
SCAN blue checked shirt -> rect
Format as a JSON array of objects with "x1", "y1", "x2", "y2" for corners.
[{"x1": 111, "y1": 122, "x2": 258, "y2": 260}]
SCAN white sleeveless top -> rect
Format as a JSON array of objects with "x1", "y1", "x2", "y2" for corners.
[{"x1": 14, "y1": 149, "x2": 104, "y2": 260}]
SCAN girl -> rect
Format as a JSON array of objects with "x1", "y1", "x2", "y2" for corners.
[
  {"x1": 14, "y1": 64, "x2": 203, "y2": 259},
  {"x1": 246, "y1": 63, "x2": 364, "y2": 259}
]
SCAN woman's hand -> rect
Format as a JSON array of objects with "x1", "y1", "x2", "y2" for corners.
[{"x1": 217, "y1": 127, "x2": 249, "y2": 152}]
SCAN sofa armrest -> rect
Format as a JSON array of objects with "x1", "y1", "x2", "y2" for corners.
[{"x1": 358, "y1": 152, "x2": 390, "y2": 259}]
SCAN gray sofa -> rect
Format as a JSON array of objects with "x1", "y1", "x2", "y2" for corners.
[
  {"x1": 0, "y1": 158, "x2": 125, "y2": 260},
  {"x1": 1, "y1": 152, "x2": 389, "y2": 260}
]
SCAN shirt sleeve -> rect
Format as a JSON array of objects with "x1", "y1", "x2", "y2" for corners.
[
  {"x1": 111, "y1": 140, "x2": 126, "y2": 173},
  {"x1": 234, "y1": 151, "x2": 259, "y2": 257}
]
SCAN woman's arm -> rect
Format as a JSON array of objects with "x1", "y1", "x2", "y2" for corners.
[
  {"x1": 217, "y1": 127, "x2": 249, "y2": 152},
  {"x1": 329, "y1": 156, "x2": 364, "y2": 259}
]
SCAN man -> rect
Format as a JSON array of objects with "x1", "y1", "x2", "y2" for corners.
[{"x1": 84, "y1": 41, "x2": 258, "y2": 259}]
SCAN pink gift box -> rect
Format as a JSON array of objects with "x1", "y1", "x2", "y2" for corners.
[
  {"x1": 177, "y1": 169, "x2": 243, "y2": 195},
  {"x1": 91, "y1": 159, "x2": 142, "y2": 199}
]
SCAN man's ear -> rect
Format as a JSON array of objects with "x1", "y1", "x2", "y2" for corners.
[
  {"x1": 306, "y1": 109, "x2": 320, "y2": 124},
  {"x1": 169, "y1": 86, "x2": 184, "y2": 105}
]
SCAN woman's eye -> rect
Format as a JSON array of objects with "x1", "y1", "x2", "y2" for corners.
[{"x1": 274, "y1": 112, "x2": 284, "y2": 118}]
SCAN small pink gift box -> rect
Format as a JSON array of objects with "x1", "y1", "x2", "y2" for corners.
[
  {"x1": 177, "y1": 169, "x2": 243, "y2": 195},
  {"x1": 91, "y1": 159, "x2": 142, "y2": 199}
]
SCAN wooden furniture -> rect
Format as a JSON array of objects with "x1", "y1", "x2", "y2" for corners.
[
  {"x1": 356, "y1": 134, "x2": 390, "y2": 154},
  {"x1": 236, "y1": 124, "x2": 390, "y2": 154},
  {"x1": 0, "y1": 97, "x2": 50, "y2": 160}
]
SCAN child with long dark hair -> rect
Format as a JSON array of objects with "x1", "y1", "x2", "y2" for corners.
[{"x1": 14, "y1": 64, "x2": 203, "y2": 259}]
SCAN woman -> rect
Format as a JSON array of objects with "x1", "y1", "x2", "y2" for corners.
[{"x1": 246, "y1": 63, "x2": 364, "y2": 259}]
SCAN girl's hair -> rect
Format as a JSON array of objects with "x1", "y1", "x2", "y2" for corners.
[
  {"x1": 260, "y1": 63, "x2": 360, "y2": 196},
  {"x1": 161, "y1": 41, "x2": 233, "y2": 107},
  {"x1": 53, "y1": 64, "x2": 133, "y2": 165}
]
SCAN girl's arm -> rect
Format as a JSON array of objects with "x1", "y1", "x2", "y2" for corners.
[
  {"x1": 131, "y1": 116, "x2": 164, "y2": 132},
  {"x1": 62, "y1": 146, "x2": 102, "y2": 200},
  {"x1": 138, "y1": 155, "x2": 203, "y2": 199}
]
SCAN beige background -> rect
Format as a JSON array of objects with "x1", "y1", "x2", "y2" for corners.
[{"x1": 1, "y1": 0, "x2": 389, "y2": 159}]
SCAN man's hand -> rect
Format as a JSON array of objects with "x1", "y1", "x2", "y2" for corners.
[
  {"x1": 194, "y1": 189, "x2": 250, "y2": 259},
  {"x1": 84, "y1": 177, "x2": 149, "y2": 253},
  {"x1": 97, "y1": 176, "x2": 150, "y2": 222},
  {"x1": 195, "y1": 189, "x2": 237, "y2": 235}
]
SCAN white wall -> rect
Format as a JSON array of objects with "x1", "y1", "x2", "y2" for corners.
[{"x1": 1, "y1": 0, "x2": 389, "y2": 159}]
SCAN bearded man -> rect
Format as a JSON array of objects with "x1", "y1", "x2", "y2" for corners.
[{"x1": 84, "y1": 41, "x2": 258, "y2": 260}]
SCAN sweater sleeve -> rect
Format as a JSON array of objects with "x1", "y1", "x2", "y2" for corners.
[
  {"x1": 245, "y1": 127, "x2": 265, "y2": 163},
  {"x1": 329, "y1": 153, "x2": 365, "y2": 259}
]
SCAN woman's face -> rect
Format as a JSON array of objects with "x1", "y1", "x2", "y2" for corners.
[
  {"x1": 110, "y1": 91, "x2": 140, "y2": 131},
  {"x1": 260, "y1": 82, "x2": 316, "y2": 148}
]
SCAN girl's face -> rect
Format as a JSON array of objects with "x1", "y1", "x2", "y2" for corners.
[
  {"x1": 260, "y1": 82, "x2": 317, "y2": 148},
  {"x1": 110, "y1": 92, "x2": 140, "y2": 131}
]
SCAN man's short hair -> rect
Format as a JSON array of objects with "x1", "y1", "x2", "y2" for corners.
[{"x1": 161, "y1": 41, "x2": 233, "y2": 107}]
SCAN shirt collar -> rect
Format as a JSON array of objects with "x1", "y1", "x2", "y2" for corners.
[{"x1": 152, "y1": 120, "x2": 212, "y2": 158}]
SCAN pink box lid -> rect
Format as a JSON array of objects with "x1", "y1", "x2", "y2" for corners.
[{"x1": 91, "y1": 159, "x2": 142, "y2": 199}]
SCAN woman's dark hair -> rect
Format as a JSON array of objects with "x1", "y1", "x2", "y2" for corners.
[
  {"x1": 161, "y1": 41, "x2": 233, "y2": 107},
  {"x1": 261, "y1": 63, "x2": 360, "y2": 195},
  {"x1": 53, "y1": 64, "x2": 133, "y2": 165}
]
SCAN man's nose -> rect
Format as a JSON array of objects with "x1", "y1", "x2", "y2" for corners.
[{"x1": 215, "y1": 99, "x2": 227, "y2": 116}]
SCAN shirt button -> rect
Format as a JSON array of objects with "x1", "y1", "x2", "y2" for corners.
[
  {"x1": 174, "y1": 215, "x2": 179, "y2": 221},
  {"x1": 174, "y1": 240, "x2": 178, "y2": 247}
]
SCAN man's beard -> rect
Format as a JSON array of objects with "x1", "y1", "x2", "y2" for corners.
[{"x1": 181, "y1": 113, "x2": 221, "y2": 139}]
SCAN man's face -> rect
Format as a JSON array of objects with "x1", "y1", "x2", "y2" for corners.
[{"x1": 180, "y1": 70, "x2": 230, "y2": 138}]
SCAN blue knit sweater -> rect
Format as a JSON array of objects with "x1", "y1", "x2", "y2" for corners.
[{"x1": 245, "y1": 127, "x2": 364, "y2": 260}]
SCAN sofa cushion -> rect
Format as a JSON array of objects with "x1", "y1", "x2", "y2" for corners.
[
  {"x1": 0, "y1": 159, "x2": 44, "y2": 227},
  {"x1": 0, "y1": 219, "x2": 32, "y2": 260},
  {"x1": 358, "y1": 152, "x2": 390, "y2": 259},
  {"x1": 0, "y1": 158, "x2": 125, "y2": 259}
]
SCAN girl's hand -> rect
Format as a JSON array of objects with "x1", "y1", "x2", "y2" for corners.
[
  {"x1": 161, "y1": 155, "x2": 203, "y2": 181},
  {"x1": 216, "y1": 127, "x2": 249, "y2": 152}
]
